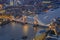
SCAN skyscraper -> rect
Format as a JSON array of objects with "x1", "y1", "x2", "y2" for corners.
[
  {"x1": 14, "y1": 0, "x2": 22, "y2": 6},
  {"x1": 10, "y1": 0, "x2": 14, "y2": 6}
]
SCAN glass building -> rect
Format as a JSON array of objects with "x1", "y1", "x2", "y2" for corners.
[{"x1": 10, "y1": 0, "x2": 14, "y2": 6}]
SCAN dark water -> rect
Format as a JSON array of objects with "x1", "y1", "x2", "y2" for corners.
[{"x1": 0, "y1": 22, "x2": 35, "y2": 40}]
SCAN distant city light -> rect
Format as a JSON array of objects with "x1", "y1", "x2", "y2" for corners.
[
  {"x1": 42, "y1": 1, "x2": 51, "y2": 3},
  {"x1": 48, "y1": 5, "x2": 52, "y2": 8}
]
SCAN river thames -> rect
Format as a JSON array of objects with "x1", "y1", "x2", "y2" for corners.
[{"x1": 0, "y1": 22, "x2": 36, "y2": 40}]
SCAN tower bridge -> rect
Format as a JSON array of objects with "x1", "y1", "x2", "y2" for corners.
[
  {"x1": 0, "y1": 14, "x2": 49, "y2": 26},
  {"x1": 14, "y1": 15, "x2": 49, "y2": 26}
]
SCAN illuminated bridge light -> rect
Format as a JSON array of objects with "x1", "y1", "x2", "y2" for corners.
[{"x1": 48, "y1": 5, "x2": 52, "y2": 8}]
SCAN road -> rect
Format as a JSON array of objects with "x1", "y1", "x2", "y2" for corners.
[{"x1": 38, "y1": 8, "x2": 60, "y2": 25}]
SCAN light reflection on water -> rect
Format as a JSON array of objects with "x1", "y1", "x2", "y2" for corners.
[
  {"x1": 10, "y1": 22, "x2": 30, "y2": 36},
  {"x1": 10, "y1": 22, "x2": 16, "y2": 27},
  {"x1": 23, "y1": 24, "x2": 29, "y2": 36}
]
